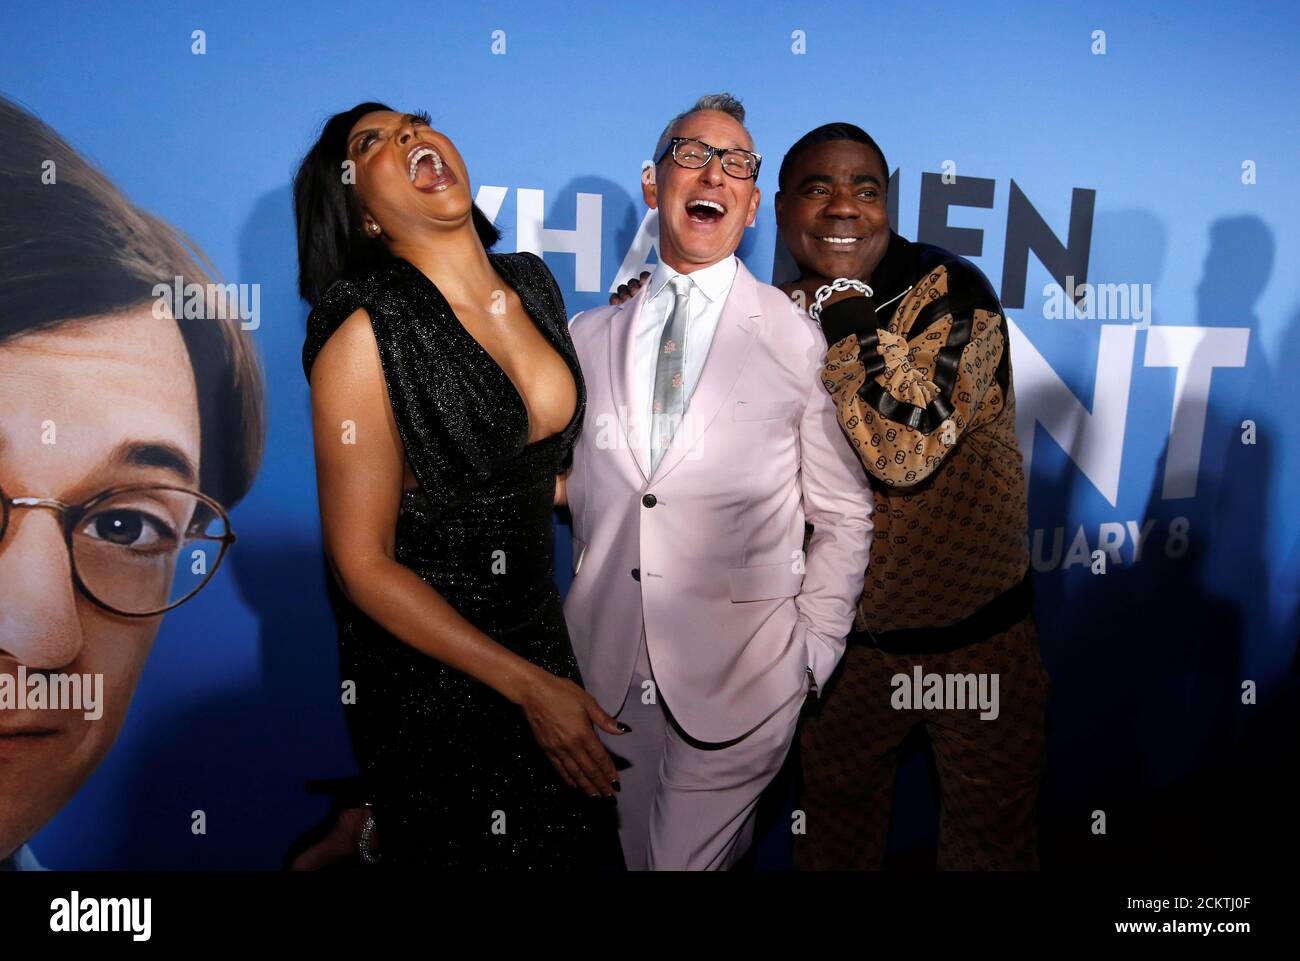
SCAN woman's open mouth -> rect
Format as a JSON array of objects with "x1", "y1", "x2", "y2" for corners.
[{"x1": 407, "y1": 144, "x2": 457, "y2": 192}]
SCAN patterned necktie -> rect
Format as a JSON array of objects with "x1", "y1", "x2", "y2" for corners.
[{"x1": 650, "y1": 274, "x2": 693, "y2": 472}]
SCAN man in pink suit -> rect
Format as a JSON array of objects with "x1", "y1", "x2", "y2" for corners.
[{"x1": 562, "y1": 93, "x2": 874, "y2": 870}]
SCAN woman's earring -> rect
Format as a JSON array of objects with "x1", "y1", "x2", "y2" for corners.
[{"x1": 368, "y1": 222, "x2": 381, "y2": 237}]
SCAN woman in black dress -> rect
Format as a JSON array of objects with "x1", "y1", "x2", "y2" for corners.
[{"x1": 294, "y1": 102, "x2": 621, "y2": 868}]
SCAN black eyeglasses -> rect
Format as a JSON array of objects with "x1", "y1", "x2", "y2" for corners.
[
  {"x1": 0, "y1": 482, "x2": 236, "y2": 618},
  {"x1": 655, "y1": 137, "x2": 763, "y2": 180}
]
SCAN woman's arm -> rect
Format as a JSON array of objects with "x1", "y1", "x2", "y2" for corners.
[{"x1": 310, "y1": 308, "x2": 621, "y2": 796}]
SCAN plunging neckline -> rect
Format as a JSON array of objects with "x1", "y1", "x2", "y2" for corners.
[{"x1": 395, "y1": 254, "x2": 579, "y2": 450}]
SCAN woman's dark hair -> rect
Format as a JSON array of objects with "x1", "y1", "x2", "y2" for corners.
[
  {"x1": 0, "y1": 95, "x2": 265, "y2": 509},
  {"x1": 777, "y1": 122, "x2": 890, "y2": 193},
  {"x1": 293, "y1": 101, "x2": 502, "y2": 306}
]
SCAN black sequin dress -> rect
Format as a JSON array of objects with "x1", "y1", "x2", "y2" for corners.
[{"x1": 302, "y1": 251, "x2": 614, "y2": 869}]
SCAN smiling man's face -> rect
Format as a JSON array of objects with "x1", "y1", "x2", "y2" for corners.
[
  {"x1": 775, "y1": 139, "x2": 891, "y2": 283},
  {"x1": 645, "y1": 109, "x2": 761, "y2": 273}
]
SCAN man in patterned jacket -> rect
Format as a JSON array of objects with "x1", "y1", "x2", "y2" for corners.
[{"x1": 775, "y1": 123, "x2": 1048, "y2": 870}]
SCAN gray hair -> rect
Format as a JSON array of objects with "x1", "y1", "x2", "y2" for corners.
[{"x1": 653, "y1": 92, "x2": 750, "y2": 161}]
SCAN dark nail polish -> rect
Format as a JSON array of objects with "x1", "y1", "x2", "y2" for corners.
[
  {"x1": 612, "y1": 779, "x2": 622, "y2": 792},
  {"x1": 617, "y1": 722, "x2": 632, "y2": 733}
]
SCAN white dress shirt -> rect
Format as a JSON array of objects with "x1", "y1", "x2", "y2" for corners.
[{"x1": 634, "y1": 255, "x2": 739, "y2": 463}]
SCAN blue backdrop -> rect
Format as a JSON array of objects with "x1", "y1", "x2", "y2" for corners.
[{"x1": 4, "y1": 0, "x2": 1296, "y2": 868}]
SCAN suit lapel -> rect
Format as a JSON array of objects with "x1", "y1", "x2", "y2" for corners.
[
  {"x1": 607, "y1": 288, "x2": 652, "y2": 483},
  {"x1": 651, "y1": 260, "x2": 763, "y2": 484}
]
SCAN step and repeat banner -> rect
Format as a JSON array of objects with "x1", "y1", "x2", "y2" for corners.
[{"x1": 2, "y1": 0, "x2": 1296, "y2": 869}]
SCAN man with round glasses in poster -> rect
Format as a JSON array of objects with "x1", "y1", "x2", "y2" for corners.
[{"x1": 0, "y1": 95, "x2": 264, "y2": 871}]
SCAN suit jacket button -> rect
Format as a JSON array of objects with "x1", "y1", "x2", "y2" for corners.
[
  {"x1": 631, "y1": 568, "x2": 641, "y2": 581},
  {"x1": 642, "y1": 493, "x2": 657, "y2": 508}
]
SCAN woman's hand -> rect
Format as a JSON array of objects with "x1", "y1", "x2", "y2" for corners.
[
  {"x1": 514, "y1": 669, "x2": 625, "y2": 797},
  {"x1": 609, "y1": 270, "x2": 651, "y2": 305},
  {"x1": 287, "y1": 805, "x2": 377, "y2": 870}
]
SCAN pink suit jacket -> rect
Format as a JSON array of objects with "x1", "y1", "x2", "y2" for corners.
[{"x1": 563, "y1": 259, "x2": 874, "y2": 743}]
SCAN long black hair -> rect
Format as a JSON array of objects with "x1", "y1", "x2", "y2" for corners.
[{"x1": 293, "y1": 101, "x2": 502, "y2": 306}]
